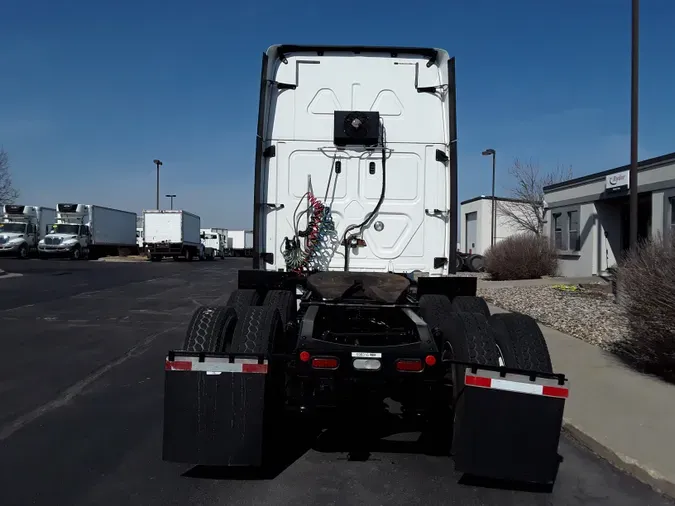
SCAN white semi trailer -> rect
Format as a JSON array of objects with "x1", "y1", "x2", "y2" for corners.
[
  {"x1": 0, "y1": 205, "x2": 56, "y2": 258},
  {"x1": 37, "y1": 203, "x2": 138, "y2": 260},
  {"x1": 144, "y1": 210, "x2": 201, "y2": 262}
]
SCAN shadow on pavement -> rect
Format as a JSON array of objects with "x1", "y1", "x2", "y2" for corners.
[{"x1": 182, "y1": 421, "x2": 321, "y2": 481}]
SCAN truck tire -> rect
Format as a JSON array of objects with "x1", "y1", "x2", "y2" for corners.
[
  {"x1": 226, "y1": 289, "x2": 261, "y2": 319},
  {"x1": 262, "y1": 290, "x2": 296, "y2": 328},
  {"x1": 184, "y1": 248, "x2": 193, "y2": 261},
  {"x1": 17, "y1": 243, "x2": 28, "y2": 259},
  {"x1": 435, "y1": 312, "x2": 500, "y2": 402},
  {"x1": 418, "y1": 294, "x2": 453, "y2": 348},
  {"x1": 488, "y1": 313, "x2": 553, "y2": 373},
  {"x1": 451, "y1": 295, "x2": 490, "y2": 320},
  {"x1": 230, "y1": 306, "x2": 283, "y2": 354},
  {"x1": 183, "y1": 306, "x2": 238, "y2": 353},
  {"x1": 229, "y1": 305, "x2": 286, "y2": 469},
  {"x1": 71, "y1": 245, "x2": 82, "y2": 260},
  {"x1": 455, "y1": 255, "x2": 463, "y2": 272},
  {"x1": 467, "y1": 254, "x2": 485, "y2": 272}
]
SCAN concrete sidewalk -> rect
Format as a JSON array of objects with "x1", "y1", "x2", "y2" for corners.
[{"x1": 488, "y1": 302, "x2": 675, "y2": 498}]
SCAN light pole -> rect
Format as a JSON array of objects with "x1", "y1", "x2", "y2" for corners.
[
  {"x1": 153, "y1": 159, "x2": 163, "y2": 210},
  {"x1": 629, "y1": 0, "x2": 639, "y2": 248},
  {"x1": 166, "y1": 194, "x2": 176, "y2": 210},
  {"x1": 482, "y1": 149, "x2": 497, "y2": 247}
]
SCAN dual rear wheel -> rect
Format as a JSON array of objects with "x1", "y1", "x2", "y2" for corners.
[{"x1": 182, "y1": 289, "x2": 296, "y2": 355}]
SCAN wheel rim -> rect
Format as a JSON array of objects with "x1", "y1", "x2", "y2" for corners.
[
  {"x1": 74, "y1": 249, "x2": 80, "y2": 259},
  {"x1": 20, "y1": 247, "x2": 27, "y2": 258}
]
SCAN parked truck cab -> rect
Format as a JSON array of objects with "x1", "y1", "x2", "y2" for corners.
[
  {"x1": 0, "y1": 205, "x2": 56, "y2": 259},
  {"x1": 38, "y1": 203, "x2": 138, "y2": 260}
]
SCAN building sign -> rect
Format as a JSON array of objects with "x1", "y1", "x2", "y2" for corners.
[{"x1": 605, "y1": 170, "x2": 630, "y2": 191}]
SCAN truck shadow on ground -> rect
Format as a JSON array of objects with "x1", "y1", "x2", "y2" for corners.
[{"x1": 183, "y1": 409, "x2": 555, "y2": 493}]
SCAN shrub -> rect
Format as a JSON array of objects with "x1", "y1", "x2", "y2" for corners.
[
  {"x1": 484, "y1": 233, "x2": 558, "y2": 280},
  {"x1": 611, "y1": 234, "x2": 675, "y2": 381}
]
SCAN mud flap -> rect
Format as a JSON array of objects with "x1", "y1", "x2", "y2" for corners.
[
  {"x1": 452, "y1": 366, "x2": 569, "y2": 485},
  {"x1": 162, "y1": 352, "x2": 269, "y2": 466}
]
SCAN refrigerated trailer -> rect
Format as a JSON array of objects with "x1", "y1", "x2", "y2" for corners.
[
  {"x1": 162, "y1": 45, "x2": 570, "y2": 489},
  {"x1": 0, "y1": 205, "x2": 56, "y2": 258},
  {"x1": 37, "y1": 204, "x2": 137, "y2": 260},
  {"x1": 144, "y1": 210, "x2": 201, "y2": 261}
]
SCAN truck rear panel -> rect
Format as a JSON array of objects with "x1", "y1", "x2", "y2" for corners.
[
  {"x1": 252, "y1": 45, "x2": 457, "y2": 275},
  {"x1": 144, "y1": 210, "x2": 201, "y2": 246}
]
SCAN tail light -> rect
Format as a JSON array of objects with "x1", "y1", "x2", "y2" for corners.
[
  {"x1": 311, "y1": 357, "x2": 339, "y2": 370},
  {"x1": 395, "y1": 359, "x2": 423, "y2": 372}
]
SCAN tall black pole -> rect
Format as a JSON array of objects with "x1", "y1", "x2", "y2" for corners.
[
  {"x1": 156, "y1": 166, "x2": 160, "y2": 209},
  {"x1": 629, "y1": 0, "x2": 639, "y2": 248},
  {"x1": 153, "y1": 159, "x2": 163, "y2": 210},
  {"x1": 491, "y1": 152, "x2": 496, "y2": 247},
  {"x1": 482, "y1": 148, "x2": 497, "y2": 248}
]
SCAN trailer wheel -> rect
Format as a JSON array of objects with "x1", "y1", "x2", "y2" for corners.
[
  {"x1": 451, "y1": 295, "x2": 490, "y2": 320},
  {"x1": 226, "y1": 289, "x2": 262, "y2": 319},
  {"x1": 183, "y1": 306, "x2": 238, "y2": 353},
  {"x1": 488, "y1": 313, "x2": 553, "y2": 373}
]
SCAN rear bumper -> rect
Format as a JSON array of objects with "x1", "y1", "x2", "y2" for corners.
[{"x1": 147, "y1": 243, "x2": 184, "y2": 255}]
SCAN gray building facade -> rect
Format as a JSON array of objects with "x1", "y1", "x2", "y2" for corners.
[{"x1": 543, "y1": 152, "x2": 675, "y2": 277}]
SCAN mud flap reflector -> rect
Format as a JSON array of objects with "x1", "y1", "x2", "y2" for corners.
[
  {"x1": 162, "y1": 354, "x2": 269, "y2": 466},
  {"x1": 453, "y1": 367, "x2": 569, "y2": 484}
]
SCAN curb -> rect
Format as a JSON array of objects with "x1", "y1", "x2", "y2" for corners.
[{"x1": 563, "y1": 417, "x2": 675, "y2": 499}]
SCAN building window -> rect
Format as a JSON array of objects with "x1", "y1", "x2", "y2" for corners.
[
  {"x1": 568, "y1": 209, "x2": 580, "y2": 251},
  {"x1": 550, "y1": 205, "x2": 582, "y2": 252},
  {"x1": 553, "y1": 213, "x2": 564, "y2": 250}
]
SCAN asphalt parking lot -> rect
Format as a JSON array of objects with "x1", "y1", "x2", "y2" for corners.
[{"x1": 0, "y1": 257, "x2": 672, "y2": 506}]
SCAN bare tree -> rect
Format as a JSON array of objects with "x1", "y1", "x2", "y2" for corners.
[
  {"x1": 0, "y1": 148, "x2": 19, "y2": 205},
  {"x1": 497, "y1": 158, "x2": 573, "y2": 235}
]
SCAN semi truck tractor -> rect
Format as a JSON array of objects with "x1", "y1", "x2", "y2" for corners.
[
  {"x1": 38, "y1": 204, "x2": 138, "y2": 260},
  {"x1": 0, "y1": 205, "x2": 56, "y2": 258},
  {"x1": 162, "y1": 45, "x2": 570, "y2": 489},
  {"x1": 200, "y1": 228, "x2": 225, "y2": 259},
  {"x1": 143, "y1": 210, "x2": 201, "y2": 262}
]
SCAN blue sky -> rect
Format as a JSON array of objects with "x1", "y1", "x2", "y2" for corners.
[{"x1": 1, "y1": 0, "x2": 674, "y2": 228}]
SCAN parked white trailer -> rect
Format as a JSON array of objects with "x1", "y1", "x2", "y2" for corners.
[
  {"x1": 227, "y1": 229, "x2": 253, "y2": 257},
  {"x1": 144, "y1": 210, "x2": 201, "y2": 262},
  {"x1": 37, "y1": 204, "x2": 137, "y2": 260},
  {"x1": 0, "y1": 205, "x2": 56, "y2": 258}
]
